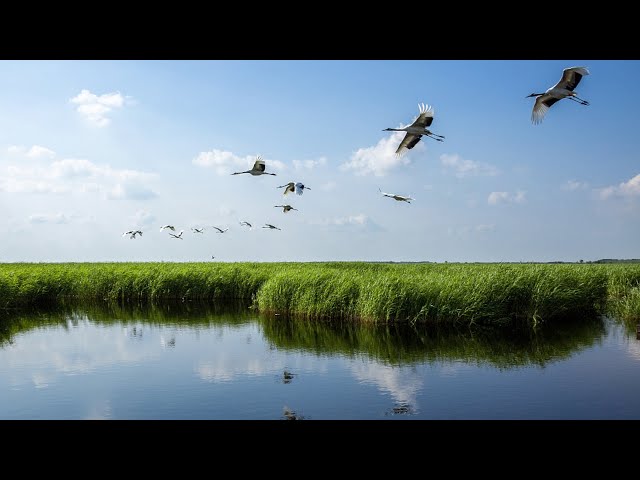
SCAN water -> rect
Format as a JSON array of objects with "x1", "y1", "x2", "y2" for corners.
[{"x1": 1, "y1": 303, "x2": 639, "y2": 419}]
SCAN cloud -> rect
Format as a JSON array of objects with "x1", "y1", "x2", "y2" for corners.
[
  {"x1": 7, "y1": 145, "x2": 56, "y2": 159},
  {"x1": 130, "y1": 209, "x2": 156, "y2": 227},
  {"x1": 476, "y1": 224, "x2": 496, "y2": 233},
  {"x1": 0, "y1": 158, "x2": 158, "y2": 200},
  {"x1": 320, "y1": 181, "x2": 337, "y2": 191},
  {"x1": 70, "y1": 89, "x2": 129, "y2": 127},
  {"x1": 340, "y1": 132, "x2": 420, "y2": 176},
  {"x1": 447, "y1": 224, "x2": 495, "y2": 237},
  {"x1": 310, "y1": 213, "x2": 384, "y2": 232},
  {"x1": 193, "y1": 149, "x2": 286, "y2": 176},
  {"x1": 27, "y1": 212, "x2": 96, "y2": 225},
  {"x1": 599, "y1": 173, "x2": 640, "y2": 199},
  {"x1": 440, "y1": 154, "x2": 499, "y2": 178},
  {"x1": 293, "y1": 157, "x2": 327, "y2": 170},
  {"x1": 28, "y1": 213, "x2": 71, "y2": 224},
  {"x1": 487, "y1": 191, "x2": 526, "y2": 205},
  {"x1": 563, "y1": 179, "x2": 589, "y2": 191}
]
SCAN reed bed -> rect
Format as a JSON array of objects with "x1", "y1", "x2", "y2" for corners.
[{"x1": 1, "y1": 262, "x2": 639, "y2": 327}]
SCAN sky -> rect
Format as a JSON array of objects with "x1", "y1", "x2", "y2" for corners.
[{"x1": 0, "y1": 59, "x2": 638, "y2": 263}]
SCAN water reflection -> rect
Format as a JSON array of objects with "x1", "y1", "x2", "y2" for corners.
[
  {"x1": 0, "y1": 302, "x2": 635, "y2": 419},
  {"x1": 259, "y1": 315, "x2": 608, "y2": 369}
]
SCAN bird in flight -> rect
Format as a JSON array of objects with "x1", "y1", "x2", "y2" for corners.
[
  {"x1": 192, "y1": 227, "x2": 205, "y2": 234},
  {"x1": 168, "y1": 230, "x2": 184, "y2": 239},
  {"x1": 384, "y1": 103, "x2": 445, "y2": 157},
  {"x1": 278, "y1": 182, "x2": 310, "y2": 196},
  {"x1": 274, "y1": 205, "x2": 298, "y2": 213},
  {"x1": 211, "y1": 226, "x2": 229, "y2": 234},
  {"x1": 123, "y1": 230, "x2": 143, "y2": 239},
  {"x1": 379, "y1": 188, "x2": 413, "y2": 203},
  {"x1": 231, "y1": 155, "x2": 277, "y2": 176},
  {"x1": 263, "y1": 224, "x2": 282, "y2": 230},
  {"x1": 527, "y1": 66, "x2": 590, "y2": 124},
  {"x1": 160, "y1": 225, "x2": 175, "y2": 232},
  {"x1": 239, "y1": 221, "x2": 252, "y2": 228}
]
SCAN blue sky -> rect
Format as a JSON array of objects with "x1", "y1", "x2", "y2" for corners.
[{"x1": 0, "y1": 60, "x2": 638, "y2": 262}]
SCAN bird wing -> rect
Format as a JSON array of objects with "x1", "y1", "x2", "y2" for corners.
[
  {"x1": 395, "y1": 132, "x2": 422, "y2": 156},
  {"x1": 295, "y1": 183, "x2": 305, "y2": 195},
  {"x1": 557, "y1": 66, "x2": 590, "y2": 91},
  {"x1": 409, "y1": 103, "x2": 435, "y2": 128},
  {"x1": 531, "y1": 94, "x2": 561, "y2": 124},
  {"x1": 254, "y1": 159, "x2": 266, "y2": 172}
]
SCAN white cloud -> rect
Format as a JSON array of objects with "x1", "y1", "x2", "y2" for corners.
[
  {"x1": 7, "y1": 145, "x2": 56, "y2": 159},
  {"x1": 340, "y1": 132, "x2": 420, "y2": 176},
  {"x1": 599, "y1": 173, "x2": 640, "y2": 199},
  {"x1": 310, "y1": 213, "x2": 384, "y2": 232},
  {"x1": 488, "y1": 190, "x2": 526, "y2": 205},
  {"x1": 70, "y1": 89, "x2": 129, "y2": 127},
  {"x1": 0, "y1": 158, "x2": 158, "y2": 200},
  {"x1": 130, "y1": 209, "x2": 156, "y2": 227},
  {"x1": 7, "y1": 145, "x2": 25, "y2": 155},
  {"x1": 28, "y1": 213, "x2": 71, "y2": 224},
  {"x1": 293, "y1": 157, "x2": 327, "y2": 170},
  {"x1": 563, "y1": 179, "x2": 589, "y2": 191},
  {"x1": 27, "y1": 212, "x2": 96, "y2": 225},
  {"x1": 193, "y1": 149, "x2": 286, "y2": 176},
  {"x1": 476, "y1": 224, "x2": 496, "y2": 233},
  {"x1": 440, "y1": 154, "x2": 499, "y2": 178},
  {"x1": 320, "y1": 181, "x2": 337, "y2": 191}
]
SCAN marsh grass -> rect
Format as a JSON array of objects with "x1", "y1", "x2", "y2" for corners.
[{"x1": 1, "y1": 262, "x2": 639, "y2": 327}]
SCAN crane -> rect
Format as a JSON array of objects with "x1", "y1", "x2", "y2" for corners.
[
  {"x1": 122, "y1": 230, "x2": 143, "y2": 239},
  {"x1": 231, "y1": 155, "x2": 276, "y2": 176},
  {"x1": 527, "y1": 66, "x2": 590, "y2": 124},
  {"x1": 278, "y1": 182, "x2": 310, "y2": 196},
  {"x1": 384, "y1": 103, "x2": 445, "y2": 156},
  {"x1": 168, "y1": 230, "x2": 184, "y2": 239},
  {"x1": 211, "y1": 226, "x2": 229, "y2": 234},
  {"x1": 379, "y1": 188, "x2": 413, "y2": 203},
  {"x1": 274, "y1": 205, "x2": 298, "y2": 213},
  {"x1": 262, "y1": 224, "x2": 281, "y2": 230}
]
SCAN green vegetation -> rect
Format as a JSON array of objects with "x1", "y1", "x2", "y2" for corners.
[{"x1": 0, "y1": 262, "x2": 639, "y2": 328}]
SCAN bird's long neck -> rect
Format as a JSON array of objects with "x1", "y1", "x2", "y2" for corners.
[{"x1": 385, "y1": 128, "x2": 405, "y2": 131}]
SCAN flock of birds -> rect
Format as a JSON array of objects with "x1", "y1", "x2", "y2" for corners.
[{"x1": 122, "y1": 66, "x2": 591, "y2": 245}]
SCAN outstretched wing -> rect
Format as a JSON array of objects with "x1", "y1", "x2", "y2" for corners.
[
  {"x1": 253, "y1": 159, "x2": 266, "y2": 172},
  {"x1": 395, "y1": 132, "x2": 422, "y2": 156},
  {"x1": 531, "y1": 94, "x2": 560, "y2": 124},
  {"x1": 409, "y1": 103, "x2": 435, "y2": 128},
  {"x1": 557, "y1": 66, "x2": 590, "y2": 91}
]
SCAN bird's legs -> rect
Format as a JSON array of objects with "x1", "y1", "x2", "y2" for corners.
[
  {"x1": 426, "y1": 132, "x2": 445, "y2": 142},
  {"x1": 569, "y1": 96, "x2": 589, "y2": 106}
]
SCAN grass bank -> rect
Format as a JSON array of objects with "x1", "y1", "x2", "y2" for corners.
[{"x1": 0, "y1": 262, "x2": 638, "y2": 328}]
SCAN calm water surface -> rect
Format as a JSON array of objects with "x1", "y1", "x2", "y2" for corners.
[{"x1": 1, "y1": 303, "x2": 639, "y2": 419}]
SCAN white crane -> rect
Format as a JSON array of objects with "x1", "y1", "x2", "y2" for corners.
[
  {"x1": 274, "y1": 204, "x2": 298, "y2": 213},
  {"x1": 231, "y1": 155, "x2": 276, "y2": 176},
  {"x1": 263, "y1": 224, "x2": 281, "y2": 230},
  {"x1": 211, "y1": 226, "x2": 229, "y2": 234},
  {"x1": 239, "y1": 221, "x2": 252, "y2": 228},
  {"x1": 122, "y1": 230, "x2": 143, "y2": 239},
  {"x1": 379, "y1": 188, "x2": 413, "y2": 203},
  {"x1": 168, "y1": 230, "x2": 184, "y2": 239},
  {"x1": 160, "y1": 225, "x2": 175, "y2": 232},
  {"x1": 192, "y1": 227, "x2": 205, "y2": 234},
  {"x1": 384, "y1": 103, "x2": 445, "y2": 157},
  {"x1": 278, "y1": 182, "x2": 310, "y2": 196},
  {"x1": 527, "y1": 66, "x2": 590, "y2": 124}
]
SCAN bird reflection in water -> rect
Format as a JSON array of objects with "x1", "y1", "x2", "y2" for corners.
[{"x1": 282, "y1": 405, "x2": 305, "y2": 420}]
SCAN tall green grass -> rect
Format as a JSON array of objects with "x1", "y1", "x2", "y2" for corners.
[{"x1": 1, "y1": 262, "x2": 639, "y2": 328}]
